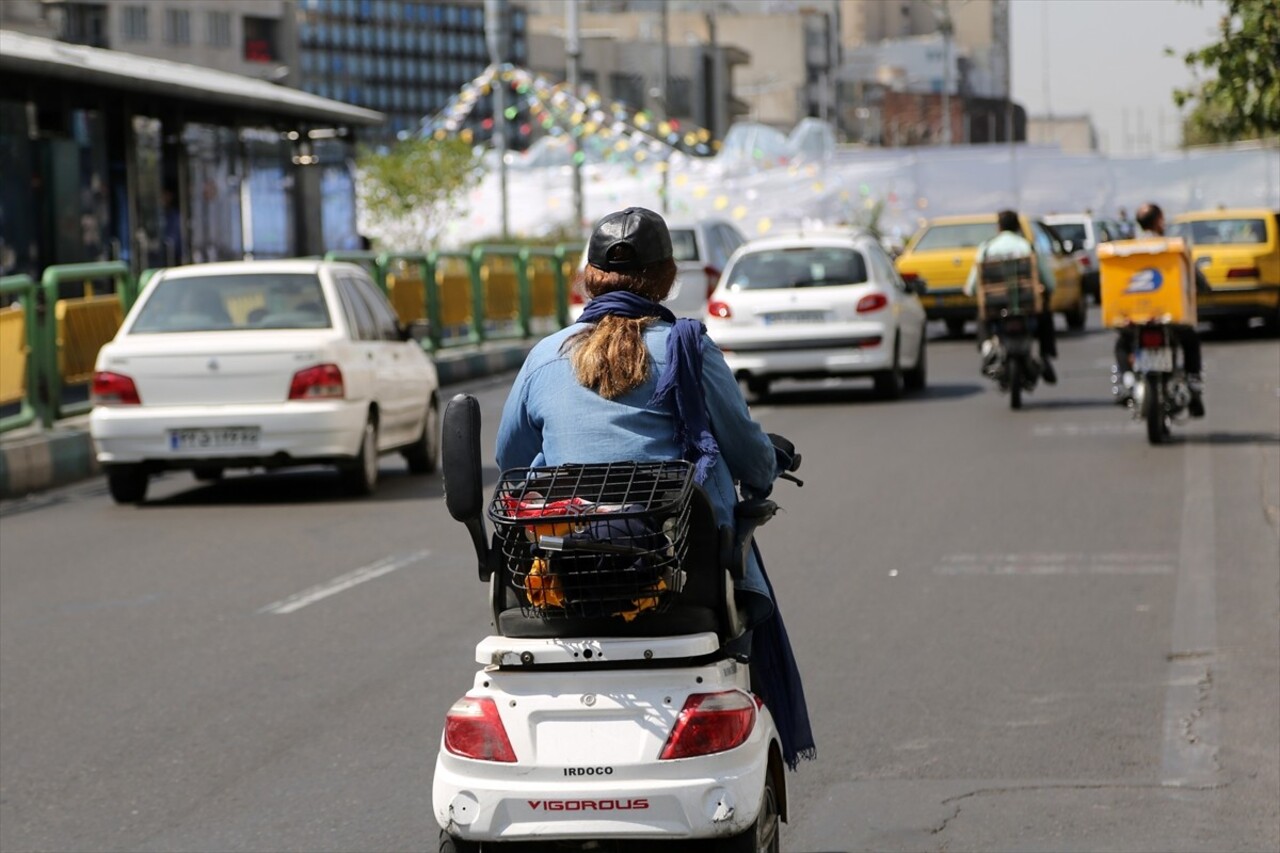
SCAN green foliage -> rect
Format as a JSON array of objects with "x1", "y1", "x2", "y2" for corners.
[
  {"x1": 1171, "y1": 0, "x2": 1280, "y2": 145},
  {"x1": 356, "y1": 137, "x2": 483, "y2": 250}
]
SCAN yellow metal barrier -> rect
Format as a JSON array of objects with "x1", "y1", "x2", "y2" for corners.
[
  {"x1": 528, "y1": 255, "x2": 561, "y2": 318},
  {"x1": 56, "y1": 294, "x2": 124, "y2": 385},
  {"x1": 436, "y1": 256, "x2": 474, "y2": 331},
  {"x1": 386, "y1": 261, "x2": 427, "y2": 325},
  {"x1": 0, "y1": 303, "x2": 28, "y2": 406},
  {"x1": 481, "y1": 256, "x2": 520, "y2": 323}
]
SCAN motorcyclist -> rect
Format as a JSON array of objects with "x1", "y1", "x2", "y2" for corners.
[
  {"x1": 494, "y1": 206, "x2": 815, "y2": 768},
  {"x1": 964, "y1": 209, "x2": 1059, "y2": 384},
  {"x1": 1111, "y1": 202, "x2": 1207, "y2": 416}
]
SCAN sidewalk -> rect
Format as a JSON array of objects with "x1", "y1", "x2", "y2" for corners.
[{"x1": 0, "y1": 339, "x2": 537, "y2": 500}]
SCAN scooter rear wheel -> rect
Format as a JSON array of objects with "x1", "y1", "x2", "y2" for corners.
[
  {"x1": 1144, "y1": 375, "x2": 1169, "y2": 445},
  {"x1": 438, "y1": 830, "x2": 479, "y2": 853},
  {"x1": 715, "y1": 769, "x2": 780, "y2": 852}
]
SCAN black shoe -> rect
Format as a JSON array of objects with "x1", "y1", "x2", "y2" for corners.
[{"x1": 1041, "y1": 359, "x2": 1057, "y2": 385}]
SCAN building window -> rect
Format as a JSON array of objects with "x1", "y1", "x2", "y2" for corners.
[
  {"x1": 207, "y1": 11, "x2": 231, "y2": 47},
  {"x1": 164, "y1": 8, "x2": 192, "y2": 45},
  {"x1": 243, "y1": 16, "x2": 280, "y2": 62},
  {"x1": 121, "y1": 5, "x2": 149, "y2": 41},
  {"x1": 61, "y1": 3, "x2": 109, "y2": 47}
]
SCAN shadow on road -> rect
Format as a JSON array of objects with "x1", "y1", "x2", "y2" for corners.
[
  {"x1": 760, "y1": 381, "x2": 983, "y2": 407},
  {"x1": 1171, "y1": 431, "x2": 1280, "y2": 446},
  {"x1": 138, "y1": 466, "x2": 455, "y2": 507},
  {"x1": 1026, "y1": 397, "x2": 1119, "y2": 411}
]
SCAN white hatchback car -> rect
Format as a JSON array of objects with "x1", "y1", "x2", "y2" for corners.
[
  {"x1": 704, "y1": 230, "x2": 929, "y2": 399},
  {"x1": 570, "y1": 217, "x2": 747, "y2": 320},
  {"x1": 90, "y1": 260, "x2": 440, "y2": 504}
]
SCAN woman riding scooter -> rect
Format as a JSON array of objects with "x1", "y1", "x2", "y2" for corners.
[{"x1": 495, "y1": 206, "x2": 815, "y2": 769}]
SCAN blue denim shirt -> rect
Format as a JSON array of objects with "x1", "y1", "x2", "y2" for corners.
[{"x1": 496, "y1": 321, "x2": 781, "y2": 606}]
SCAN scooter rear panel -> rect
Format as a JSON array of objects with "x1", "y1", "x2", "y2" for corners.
[{"x1": 433, "y1": 655, "x2": 776, "y2": 842}]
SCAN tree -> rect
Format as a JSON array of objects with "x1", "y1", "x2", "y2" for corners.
[
  {"x1": 1171, "y1": 0, "x2": 1280, "y2": 145},
  {"x1": 356, "y1": 137, "x2": 483, "y2": 251}
]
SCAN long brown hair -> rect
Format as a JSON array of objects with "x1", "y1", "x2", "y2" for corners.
[{"x1": 566, "y1": 259, "x2": 676, "y2": 399}]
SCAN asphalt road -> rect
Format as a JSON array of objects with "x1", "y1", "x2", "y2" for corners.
[{"x1": 2, "y1": 311, "x2": 1277, "y2": 853}]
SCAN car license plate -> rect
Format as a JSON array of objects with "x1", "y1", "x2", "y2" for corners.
[
  {"x1": 1135, "y1": 347, "x2": 1173, "y2": 373},
  {"x1": 761, "y1": 310, "x2": 829, "y2": 324},
  {"x1": 168, "y1": 427, "x2": 260, "y2": 451}
]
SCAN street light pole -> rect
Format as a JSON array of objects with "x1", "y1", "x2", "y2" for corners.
[
  {"x1": 566, "y1": 0, "x2": 584, "y2": 235},
  {"x1": 485, "y1": 0, "x2": 510, "y2": 239},
  {"x1": 658, "y1": 1, "x2": 670, "y2": 214},
  {"x1": 938, "y1": 0, "x2": 953, "y2": 146}
]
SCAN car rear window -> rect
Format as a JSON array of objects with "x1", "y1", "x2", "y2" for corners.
[
  {"x1": 1048, "y1": 222, "x2": 1087, "y2": 245},
  {"x1": 669, "y1": 229, "x2": 700, "y2": 262},
  {"x1": 725, "y1": 247, "x2": 867, "y2": 290},
  {"x1": 130, "y1": 273, "x2": 331, "y2": 334},
  {"x1": 1169, "y1": 218, "x2": 1268, "y2": 245},
  {"x1": 912, "y1": 222, "x2": 997, "y2": 251}
]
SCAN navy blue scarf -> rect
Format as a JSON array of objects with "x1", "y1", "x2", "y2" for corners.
[{"x1": 578, "y1": 291, "x2": 720, "y2": 484}]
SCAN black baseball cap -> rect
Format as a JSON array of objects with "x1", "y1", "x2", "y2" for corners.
[{"x1": 586, "y1": 207, "x2": 673, "y2": 272}]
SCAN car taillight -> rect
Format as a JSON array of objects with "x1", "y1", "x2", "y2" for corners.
[
  {"x1": 660, "y1": 691, "x2": 756, "y2": 760},
  {"x1": 1139, "y1": 328, "x2": 1165, "y2": 348},
  {"x1": 444, "y1": 696, "x2": 517, "y2": 762},
  {"x1": 856, "y1": 292, "x2": 889, "y2": 313},
  {"x1": 900, "y1": 271, "x2": 919, "y2": 286},
  {"x1": 707, "y1": 300, "x2": 732, "y2": 319},
  {"x1": 704, "y1": 265, "x2": 722, "y2": 300},
  {"x1": 91, "y1": 371, "x2": 141, "y2": 405},
  {"x1": 1226, "y1": 266, "x2": 1259, "y2": 279},
  {"x1": 289, "y1": 364, "x2": 344, "y2": 400},
  {"x1": 1078, "y1": 255, "x2": 1092, "y2": 269}
]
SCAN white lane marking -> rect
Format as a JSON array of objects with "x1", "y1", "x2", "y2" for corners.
[
  {"x1": 259, "y1": 550, "x2": 431, "y2": 615},
  {"x1": 1161, "y1": 445, "x2": 1221, "y2": 787},
  {"x1": 935, "y1": 552, "x2": 1175, "y2": 576}
]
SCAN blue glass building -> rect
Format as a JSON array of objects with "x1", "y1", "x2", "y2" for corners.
[{"x1": 297, "y1": 0, "x2": 528, "y2": 143}]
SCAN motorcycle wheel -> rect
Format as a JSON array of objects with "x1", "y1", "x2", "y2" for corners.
[
  {"x1": 1008, "y1": 358, "x2": 1023, "y2": 410},
  {"x1": 1145, "y1": 375, "x2": 1169, "y2": 444}
]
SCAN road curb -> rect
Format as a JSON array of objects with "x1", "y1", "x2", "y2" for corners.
[{"x1": 0, "y1": 340, "x2": 537, "y2": 500}]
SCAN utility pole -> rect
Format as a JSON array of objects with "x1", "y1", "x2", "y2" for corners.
[
  {"x1": 658, "y1": 1, "x2": 670, "y2": 213},
  {"x1": 937, "y1": 0, "x2": 953, "y2": 146},
  {"x1": 566, "y1": 0, "x2": 584, "y2": 235},
  {"x1": 484, "y1": 0, "x2": 510, "y2": 239}
]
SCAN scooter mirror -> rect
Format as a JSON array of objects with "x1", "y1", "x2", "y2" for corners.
[{"x1": 442, "y1": 393, "x2": 484, "y2": 523}]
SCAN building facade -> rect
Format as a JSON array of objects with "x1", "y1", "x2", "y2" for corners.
[{"x1": 294, "y1": 0, "x2": 529, "y2": 142}]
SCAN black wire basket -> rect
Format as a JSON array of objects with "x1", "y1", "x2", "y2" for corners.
[{"x1": 488, "y1": 461, "x2": 695, "y2": 620}]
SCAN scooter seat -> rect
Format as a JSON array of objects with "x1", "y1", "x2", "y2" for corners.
[{"x1": 496, "y1": 603, "x2": 721, "y2": 639}]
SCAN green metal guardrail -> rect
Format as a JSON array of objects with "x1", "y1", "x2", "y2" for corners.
[
  {"x1": 0, "y1": 275, "x2": 40, "y2": 433},
  {"x1": 2, "y1": 245, "x2": 582, "y2": 432}
]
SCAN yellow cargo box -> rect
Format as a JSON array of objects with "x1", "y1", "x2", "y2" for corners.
[{"x1": 1099, "y1": 237, "x2": 1197, "y2": 327}]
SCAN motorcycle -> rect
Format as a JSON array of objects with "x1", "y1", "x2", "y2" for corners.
[
  {"x1": 1115, "y1": 322, "x2": 1193, "y2": 445},
  {"x1": 976, "y1": 257, "x2": 1044, "y2": 410},
  {"x1": 433, "y1": 393, "x2": 802, "y2": 852}
]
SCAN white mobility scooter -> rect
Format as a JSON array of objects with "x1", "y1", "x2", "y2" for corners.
[{"x1": 433, "y1": 394, "x2": 800, "y2": 852}]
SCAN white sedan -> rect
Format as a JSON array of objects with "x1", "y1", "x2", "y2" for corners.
[
  {"x1": 90, "y1": 260, "x2": 440, "y2": 504},
  {"x1": 705, "y1": 230, "x2": 929, "y2": 399}
]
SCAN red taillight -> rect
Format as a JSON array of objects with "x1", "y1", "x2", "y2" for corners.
[
  {"x1": 1226, "y1": 266, "x2": 1259, "y2": 279},
  {"x1": 289, "y1": 364, "x2": 344, "y2": 400},
  {"x1": 856, "y1": 292, "x2": 889, "y2": 313},
  {"x1": 900, "y1": 271, "x2": 919, "y2": 285},
  {"x1": 1139, "y1": 328, "x2": 1165, "y2": 348},
  {"x1": 660, "y1": 691, "x2": 756, "y2": 760},
  {"x1": 707, "y1": 300, "x2": 732, "y2": 319},
  {"x1": 91, "y1": 371, "x2": 141, "y2": 405},
  {"x1": 704, "y1": 265, "x2": 722, "y2": 300},
  {"x1": 444, "y1": 696, "x2": 517, "y2": 762},
  {"x1": 1078, "y1": 255, "x2": 1092, "y2": 269}
]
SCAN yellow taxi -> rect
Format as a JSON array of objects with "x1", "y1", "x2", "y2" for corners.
[
  {"x1": 1169, "y1": 208, "x2": 1280, "y2": 331},
  {"x1": 894, "y1": 213, "x2": 1088, "y2": 336}
]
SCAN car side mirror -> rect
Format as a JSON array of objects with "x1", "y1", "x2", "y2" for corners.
[{"x1": 441, "y1": 393, "x2": 491, "y2": 580}]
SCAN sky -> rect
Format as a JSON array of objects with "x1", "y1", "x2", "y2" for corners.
[{"x1": 1009, "y1": 0, "x2": 1228, "y2": 154}]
